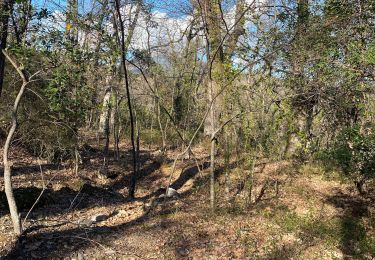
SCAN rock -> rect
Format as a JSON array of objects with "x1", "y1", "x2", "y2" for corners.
[
  {"x1": 77, "y1": 219, "x2": 93, "y2": 227},
  {"x1": 166, "y1": 187, "x2": 179, "y2": 198},
  {"x1": 176, "y1": 248, "x2": 189, "y2": 257},
  {"x1": 90, "y1": 213, "x2": 108, "y2": 223}
]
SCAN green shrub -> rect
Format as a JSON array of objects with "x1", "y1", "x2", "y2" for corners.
[{"x1": 330, "y1": 125, "x2": 375, "y2": 193}]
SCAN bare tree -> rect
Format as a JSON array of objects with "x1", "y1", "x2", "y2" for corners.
[{"x1": 2, "y1": 49, "x2": 37, "y2": 235}]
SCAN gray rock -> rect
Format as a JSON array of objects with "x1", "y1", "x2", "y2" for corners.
[
  {"x1": 90, "y1": 213, "x2": 108, "y2": 223},
  {"x1": 166, "y1": 187, "x2": 179, "y2": 198},
  {"x1": 77, "y1": 219, "x2": 93, "y2": 227},
  {"x1": 176, "y1": 248, "x2": 189, "y2": 256}
]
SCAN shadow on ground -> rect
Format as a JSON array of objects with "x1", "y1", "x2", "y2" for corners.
[
  {"x1": 1, "y1": 148, "x2": 244, "y2": 259},
  {"x1": 1, "y1": 162, "x2": 220, "y2": 259},
  {"x1": 325, "y1": 191, "x2": 375, "y2": 258},
  {"x1": 0, "y1": 149, "x2": 163, "y2": 219},
  {"x1": 0, "y1": 183, "x2": 125, "y2": 219},
  {"x1": 0, "y1": 164, "x2": 61, "y2": 177},
  {"x1": 0, "y1": 158, "x2": 239, "y2": 259}
]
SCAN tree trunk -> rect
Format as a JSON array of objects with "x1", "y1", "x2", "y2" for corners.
[
  {"x1": 98, "y1": 86, "x2": 112, "y2": 134},
  {"x1": 103, "y1": 87, "x2": 112, "y2": 156},
  {"x1": 113, "y1": 90, "x2": 121, "y2": 160},
  {"x1": 304, "y1": 107, "x2": 314, "y2": 151},
  {"x1": 0, "y1": 0, "x2": 15, "y2": 96},
  {"x1": 2, "y1": 50, "x2": 30, "y2": 235},
  {"x1": 224, "y1": 132, "x2": 230, "y2": 199},
  {"x1": 208, "y1": 78, "x2": 219, "y2": 209},
  {"x1": 114, "y1": 0, "x2": 138, "y2": 199},
  {"x1": 66, "y1": 0, "x2": 78, "y2": 43},
  {"x1": 157, "y1": 101, "x2": 166, "y2": 150},
  {"x1": 136, "y1": 122, "x2": 140, "y2": 174}
]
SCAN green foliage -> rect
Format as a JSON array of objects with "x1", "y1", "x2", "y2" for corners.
[
  {"x1": 44, "y1": 51, "x2": 91, "y2": 125},
  {"x1": 141, "y1": 129, "x2": 163, "y2": 147},
  {"x1": 0, "y1": 26, "x2": 96, "y2": 160},
  {"x1": 330, "y1": 125, "x2": 375, "y2": 180}
]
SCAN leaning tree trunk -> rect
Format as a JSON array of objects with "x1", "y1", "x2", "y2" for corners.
[{"x1": 2, "y1": 50, "x2": 30, "y2": 235}]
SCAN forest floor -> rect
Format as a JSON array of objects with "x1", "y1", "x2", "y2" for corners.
[{"x1": 0, "y1": 138, "x2": 374, "y2": 259}]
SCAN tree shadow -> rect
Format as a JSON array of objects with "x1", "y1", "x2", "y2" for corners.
[
  {"x1": 171, "y1": 161, "x2": 210, "y2": 191},
  {"x1": 138, "y1": 161, "x2": 211, "y2": 201},
  {"x1": 175, "y1": 160, "x2": 239, "y2": 200},
  {"x1": 3, "y1": 198, "x2": 216, "y2": 260},
  {"x1": 0, "y1": 163, "x2": 61, "y2": 177},
  {"x1": 325, "y1": 191, "x2": 374, "y2": 258},
  {"x1": 1, "y1": 144, "x2": 243, "y2": 257},
  {"x1": 109, "y1": 152, "x2": 163, "y2": 191},
  {"x1": 0, "y1": 183, "x2": 125, "y2": 219},
  {"x1": 1, "y1": 155, "x2": 242, "y2": 259},
  {"x1": 2, "y1": 212, "x2": 151, "y2": 259}
]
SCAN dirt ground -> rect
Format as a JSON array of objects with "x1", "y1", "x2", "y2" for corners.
[{"x1": 0, "y1": 141, "x2": 374, "y2": 259}]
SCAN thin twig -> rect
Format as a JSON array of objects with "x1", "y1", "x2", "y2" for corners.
[{"x1": 22, "y1": 165, "x2": 56, "y2": 228}]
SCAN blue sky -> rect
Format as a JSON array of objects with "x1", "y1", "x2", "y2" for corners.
[{"x1": 32, "y1": 0, "x2": 192, "y2": 17}]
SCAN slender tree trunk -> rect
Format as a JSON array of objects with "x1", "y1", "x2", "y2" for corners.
[
  {"x1": 99, "y1": 86, "x2": 112, "y2": 133},
  {"x1": 224, "y1": 132, "x2": 230, "y2": 199},
  {"x1": 11, "y1": 0, "x2": 32, "y2": 45},
  {"x1": 304, "y1": 107, "x2": 314, "y2": 150},
  {"x1": 209, "y1": 80, "x2": 217, "y2": 209},
  {"x1": 136, "y1": 121, "x2": 140, "y2": 174},
  {"x1": 0, "y1": 0, "x2": 15, "y2": 96},
  {"x1": 103, "y1": 85, "x2": 112, "y2": 154},
  {"x1": 3, "y1": 148, "x2": 21, "y2": 235},
  {"x1": 149, "y1": 98, "x2": 155, "y2": 149},
  {"x1": 114, "y1": 0, "x2": 138, "y2": 198},
  {"x1": 157, "y1": 101, "x2": 166, "y2": 150},
  {"x1": 2, "y1": 50, "x2": 30, "y2": 235},
  {"x1": 74, "y1": 145, "x2": 80, "y2": 176},
  {"x1": 210, "y1": 136, "x2": 215, "y2": 208},
  {"x1": 103, "y1": 91, "x2": 112, "y2": 168},
  {"x1": 113, "y1": 90, "x2": 121, "y2": 160}
]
